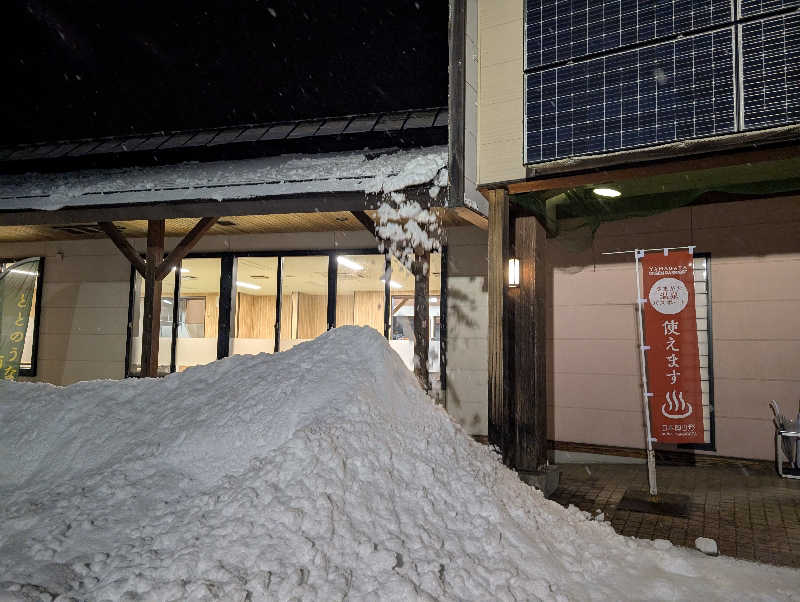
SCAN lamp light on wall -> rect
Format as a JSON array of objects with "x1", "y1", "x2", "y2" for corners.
[
  {"x1": 592, "y1": 186, "x2": 621, "y2": 198},
  {"x1": 508, "y1": 258, "x2": 520, "y2": 288}
]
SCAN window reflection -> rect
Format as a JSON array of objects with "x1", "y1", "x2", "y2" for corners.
[
  {"x1": 335, "y1": 254, "x2": 386, "y2": 335},
  {"x1": 129, "y1": 268, "x2": 176, "y2": 376},
  {"x1": 280, "y1": 256, "x2": 329, "y2": 351},
  {"x1": 387, "y1": 254, "x2": 441, "y2": 386},
  {"x1": 232, "y1": 256, "x2": 279, "y2": 356},
  {"x1": 174, "y1": 258, "x2": 220, "y2": 371}
]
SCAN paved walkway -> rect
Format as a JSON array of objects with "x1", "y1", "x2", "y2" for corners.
[{"x1": 550, "y1": 462, "x2": 800, "y2": 568}]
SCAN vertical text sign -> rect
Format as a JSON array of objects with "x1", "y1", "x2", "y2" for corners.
[
  {"x1": 0, "y1": 258, "x2": 39, "y2": 381},
  {"x1": 641, "y1": 251, "x2": 704, "y2": 443}
]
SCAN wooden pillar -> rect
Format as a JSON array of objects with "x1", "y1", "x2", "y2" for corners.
[
  {"x1": 488, "y1": 189, "x2": 510, "y2": 455},
  {"x1": 513, "y1": 215, "x2": 548, "y2": 472},
  {"x1": 99, "y1": 216, "x2": 218, "y2": 377},
  {"x1": 413, "y1": 250, "x2": 430, "y2": 392},
  {"x1": 141, "y1": 219, "x2": 165, "y2": 377}
]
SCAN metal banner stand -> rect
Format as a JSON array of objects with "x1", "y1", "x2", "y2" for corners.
[
  {"x1": 602, "y1": 245, "x2": 696, "y2": 500},
  {"x1": 634, "y1": 248, "x2": 658, "y2": 497}
]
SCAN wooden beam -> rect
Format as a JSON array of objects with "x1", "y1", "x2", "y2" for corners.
[
  {"x1": 504, "y1": 143, "x2": 800, "y2": 195},
  {"x1": 453, "y1": 207, "x2": 488, "y2": 230},
  {"x1": 487, "y1": 189, "x2": 510, "y2": 458},
  {"x1": 0, "y1": 186, "x2": 447, "y2": 227},
  {"x1": 98, "y1": 221, "x2": 146, "y2": 276},
  {"x1": 155, "y1": 216, "x2": 218, "y2": 280},
  {"x1": 351, "y1": 211, "x2": 378, "y2": 238},
  {"x1": 513, "y1": 215, "x2": 548, "y2": 472},
  {"x1": 447, "y1": 0, "x2": 465, "y2": 210},
  {"x1": 413, "y1": 251, "x2": 431, "y2": 393},
  {"x1": 141, "y1": 219, "x2": 165, "y2": 377}
]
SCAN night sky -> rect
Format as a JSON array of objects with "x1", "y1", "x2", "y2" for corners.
[{"x1": 0, "y1": 1, "x2": 448, "y2": 145}]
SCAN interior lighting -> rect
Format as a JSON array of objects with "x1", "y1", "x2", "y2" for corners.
[
  {"x1": 336, "y1": 256, "x2": 364, "y2": 271},
  {"x1": 9, "y1": 269, "x2": 38, "y2": 276},
  {"x1": 236, "y1": 281, "x2": 261, "y2": 290},
  {"x1": 171, "y1": 267, "x2": 190, "y2": 273},
  {"x1": 381, "y1": 278, "x2": 403, "y2": 289},
  {"x1": 508, "y1": 258, "x2": 520, "y2": 288},
  {"x1": 592, "y1": 187, "x2": 622, "y2": 198}
]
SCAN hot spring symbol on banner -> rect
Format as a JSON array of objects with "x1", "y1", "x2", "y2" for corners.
[
  {"x1": 640, "y1": 250, "x2": 704, "y2": 444},
  {"x1": 0, "y1": 257, "x2": 40, "y2": 381}
]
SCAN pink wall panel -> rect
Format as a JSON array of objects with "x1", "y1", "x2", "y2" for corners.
[{"x1": 547, "y1": 196, "x2": 800, "y2": 460}]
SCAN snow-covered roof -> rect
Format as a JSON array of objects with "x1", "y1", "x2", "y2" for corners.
[{"x1": 0, "y1": 145, "x2": 447, "y2": 212}]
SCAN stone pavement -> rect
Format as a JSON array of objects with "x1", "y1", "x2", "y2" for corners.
[{"x1": 550, "y1": 462, "x2": 800, "y2": 568}]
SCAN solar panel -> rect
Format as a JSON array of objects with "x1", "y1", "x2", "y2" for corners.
[
  {"x1": 739, "y1": 0, "x2": 800, "y2": 17},
  {"x1": 526, "y1": 29, "x2": 735, "y2": 163},
  {"x1": 526, "y1": 0, "x2": 733, "y2": 69},
  {"x1": 741, "y1": 13, "x2": 800, "y2": 129}
]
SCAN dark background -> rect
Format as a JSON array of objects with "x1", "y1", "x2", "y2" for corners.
[{"x1": 0, "y1": 1, "x2": 448, "y2": 145}]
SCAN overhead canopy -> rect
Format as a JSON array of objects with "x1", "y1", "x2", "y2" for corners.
[{"x1": 0, "y1": 145, "x2": 447, "y2": 215}]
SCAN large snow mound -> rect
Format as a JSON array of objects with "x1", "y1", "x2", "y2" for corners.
[{"x1": 0, "y1": 327, "x2": 798, "y2": 601}]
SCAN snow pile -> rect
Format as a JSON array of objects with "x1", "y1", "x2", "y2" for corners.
[
  {"x1": 1, "y1": 328, "x2": 799, "y2": 601},
  {"x1": 0, "y1": 146, "x2": 447, "y2": 211}
]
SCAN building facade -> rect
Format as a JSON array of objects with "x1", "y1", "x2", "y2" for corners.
[
  {"x1": 2, "y1": 0, "x2": 799, "y2": 467},
  {"x1": 470, "y1": 0, "x2": 800, "y2": 465}
]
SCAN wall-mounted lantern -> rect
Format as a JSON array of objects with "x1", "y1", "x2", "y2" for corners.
[{"x1": 508, "y1": 258, "x2": 520, "y2": 288}]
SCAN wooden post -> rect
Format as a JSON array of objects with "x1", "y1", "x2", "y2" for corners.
[
  {"x1": 99, "y1": 217, "x2": 218, "y2": 377},
  {"x1": 413, "y1": 250, "x2": 430, "y2": 392},
  {"x1": 513, "y1": 215, "x2": 548, "y2": 472},
  {"x1": 488, "y1": 189, "x2": 510, "y2": 456},
  {"x1": 141, "y1": 219, "x2": 165, "y2": 377}
]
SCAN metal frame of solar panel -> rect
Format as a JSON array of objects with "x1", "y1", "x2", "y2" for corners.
[{"x1": 524, "y1": 0, "x2": 800, "y2": 165}]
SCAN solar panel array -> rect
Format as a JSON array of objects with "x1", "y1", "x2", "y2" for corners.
[
  {"x1": 741, "y1": 12, "x2": 800, "y2": 128},
  {"x1": 525, "y1": 0, "x2": 800, "y2": 164},
  {"x1": 526, "y1": 30, "x2": 735, "y2": 162},
  {"x1": 526, "y1": 0, "x2": 732, "y2": 68},
  {"x1": 740, "y1": 0, "x2": 800, "y2": 17}
]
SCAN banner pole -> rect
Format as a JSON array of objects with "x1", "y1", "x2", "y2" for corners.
[{"x1": 634, "y1": 249, "x2": 658, "y2": 497}]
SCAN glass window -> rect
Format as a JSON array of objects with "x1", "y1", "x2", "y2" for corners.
[
  {"x1": 0, "y1": 258, "x2": 42, "y2": 375},
  {"x1": 175, "y1": 258, "x2": 220, "y2": 371},
  {"x1": 335, "y1": 254, "x2": 386, "y2": 335},
  {"x1": 231, "y1": 256, "x2": 280, "y2": 356},
  {"x1": 387, "y1": 253, "x2": 442, "y2": 383},
  {"x1": 128, "y1": 268, "x2": 176, "y2": 376},
  {"x1": 280, "y1": 256, "x2": 329, "y2": 351}
]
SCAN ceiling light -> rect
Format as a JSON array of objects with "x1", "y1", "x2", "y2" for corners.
[
  {"x1": 429, "y1": 297, "x2": 438, "y2": 303},
  {"x1": 593, "y1": 187, "x2": 621, "y2": 198},
  {"x1": 236, "y1": 281, "x2": 261, "y2": 290},
  {"x1": 171, "y1": 267, "x2": 190, "y2": 273},
  {"x1": 163, "y1": 299, "x2": 173, "y2": 304},
  {"x1": 380, "y1": 278, "x2": 403, "y2": 289},
  {"x1": 337, "y1": 256, "x2": 364, "y2": 271},
  {"x1": 9, "y1": 269, "x2": 38, "y2": 276}
]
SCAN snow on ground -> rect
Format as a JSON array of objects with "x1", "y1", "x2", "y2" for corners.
[
  {"x1": 1, "y1": 327, "x2": 798, "y2": 601},
  {"x1": 0, "y1": 146, "x2": 447, "y2": 211}
]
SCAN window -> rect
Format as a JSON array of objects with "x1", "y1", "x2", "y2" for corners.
[
  {"x1": 128, "y1": 267, "x2": 177, "y2": 376},
  {"x1": 175, "y1": 258, "x2": 220, "y2": 371},
  {"x1": 232, "y1": 256, "x2": 279, "y2": 356},
  {"x1": 0, "y1": 257, "x2": 44, "y2": 377},
  {"x1": 679, "y1": 253, "x2": 716, "y2": 451},
  {"x1": 126, "y1": 249, "x2": 446, "y2": 383},
  {"x1": 280, "y1": 256, "x2": 329, "y2": 351},
  {"x1": 386, "y1": 253, "x2": 442, "y2": 390},
  {"x1": 335, "y1": 254, "x2": 386, "y2": 336}
]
